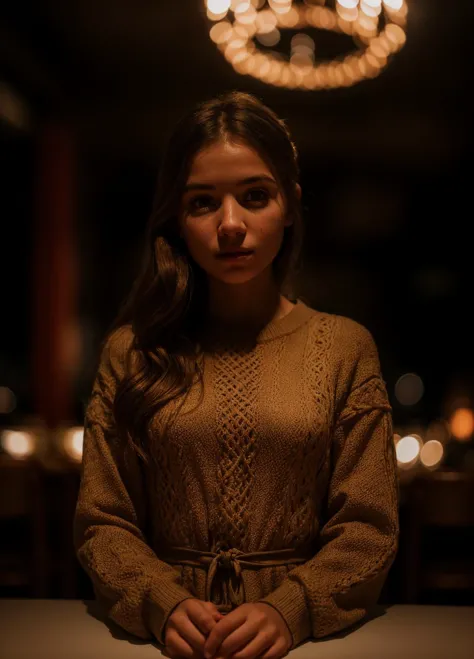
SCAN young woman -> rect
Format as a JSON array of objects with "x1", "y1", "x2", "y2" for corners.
[{"x1": 74, "y1": 91, "x2": 399, "y2": 659}]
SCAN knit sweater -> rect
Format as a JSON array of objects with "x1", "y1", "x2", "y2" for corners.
[{"x1": 73, "y1": 299, "x2": 399, "y2": 650}]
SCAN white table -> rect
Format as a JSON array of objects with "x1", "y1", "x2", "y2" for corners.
[{"x1": 1, "y1": 599, "x2": 473, "y2": 659}]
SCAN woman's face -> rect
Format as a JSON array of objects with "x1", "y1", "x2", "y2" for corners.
[{"x1": 178, "y1": 139, "x2": 299, "y2": 287}]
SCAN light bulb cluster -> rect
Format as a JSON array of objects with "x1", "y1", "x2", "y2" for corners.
[{"x1": 206, "y1": 0, "x2": 408, "y2": 90}]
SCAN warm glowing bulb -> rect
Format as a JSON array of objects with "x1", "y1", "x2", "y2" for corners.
[
  {"x1": 450, "y1": 408, "x2": 474, "y2": 441},
  {"x1": 385, "y1": 23, "x2": 406, "y2": 46},
  {"x1": 396, "y1": 435, "x2": 421, "y2": 464},
  {"x1": 207, "y1": 0, "x2": 406, "y2": 91},
  {"x1": 360, "y1": 1, "x2": 382, "y2": 17},
  {"x1": 336, "y1": 4, "x2": 359, "y2": 21},
  {"x1": 420, "y1": 440, "x2": 444, "y2": 469},
  {"x1": 1, "y1": 430, "x2": 35, "y2": 459},
  {"x1": 207, "y1": 0, "x2": 232, "y2": 12},
  {"x1": 337, "y1": 0, "x2": 359, "y2": 8},
  {"x1": 270, "y1": 0, "x2": 293, "y2": 15},
  {"x1": 383, "y1": 0, "x2": 403, "y2": 10},
  {"x1": 210, "y1": 21, "x2": 234, "y2": 44},
  {"x1": 63, "y1": 427, "x2": 84, "y2": 461},
  {"x1": 256, "y1": 9, "x2": 278, "y2": 33},
  {"x1": 257, "y1": 27, "x2": 281, "y2": 46}
]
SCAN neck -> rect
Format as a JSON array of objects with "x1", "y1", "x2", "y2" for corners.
[{"x1": 205, "y1": 273, "x2": 285, "y2": 331}]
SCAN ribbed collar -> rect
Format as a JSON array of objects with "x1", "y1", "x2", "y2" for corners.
[{"x1": 256, "y1": 298, "x2": 316, "y2": 343}]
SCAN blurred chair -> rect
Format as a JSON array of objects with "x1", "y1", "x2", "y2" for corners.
[
  {"x1": 402, "y1": 469, "x2": 474, "y2": 603},
  {"x1": 0, "y1": 454, "x2": 49, "y2": 596}
]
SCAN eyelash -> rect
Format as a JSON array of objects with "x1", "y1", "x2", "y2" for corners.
[{"x1": 187, "y1": 188, "x2": 270, "y2": 214}]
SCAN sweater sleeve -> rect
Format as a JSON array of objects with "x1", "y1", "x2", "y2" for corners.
[
  {"x1": 73, "y1": 326, "x2": 195, "y2": 645},
  {"x1": 256, "y1": 320, "x2": 400, "y2": 649}
]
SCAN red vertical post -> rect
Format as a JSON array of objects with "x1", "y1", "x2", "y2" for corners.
[{"x1": 32, "y1": 123, "x2": 78, "y2": 431}]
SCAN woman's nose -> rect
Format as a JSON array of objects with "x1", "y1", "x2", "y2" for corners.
[{"x1": 219, "y1": 195, "x2": 246, "y2": 231}]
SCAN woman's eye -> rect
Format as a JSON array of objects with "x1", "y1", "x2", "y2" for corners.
[
  {"x1": 244, "y1": 188, "x2": 269, "y2": 205},
  {"x1": 186, "y1": 188, "x2": 269, "y2": 214},
  {"x1": 188, "y1": 196, "x2": 215, "y2": 213}
]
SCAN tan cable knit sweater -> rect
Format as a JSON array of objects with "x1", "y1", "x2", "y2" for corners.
[{"x1": 73, "y1": 299, "x2": 399, "y2": 650}]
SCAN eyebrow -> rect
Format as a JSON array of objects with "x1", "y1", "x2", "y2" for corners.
[{"x1": 183, "y1": 175, "x2": 277, "y2": 193}]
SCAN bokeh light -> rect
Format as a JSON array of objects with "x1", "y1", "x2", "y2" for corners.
[
  {"x1": 396, "y1": 434, "x2": 422, "y2": 468},
  {"x1": 1, "y1": 429, "x2": 36, "y2": 459},
  {"x1": 449, "y1": 408, "x2": 474, "y2": 442},
  {"x1": 205, "y1": 0, "x2": 408, "y2": 90},
  {"x1": 395, "y1": 373, "x2": 424, "y2": 406},
  {"x1": 62, "y1": 426, "x2": 84, "y2": 462},
  {"x1": 420, "y1": 440, "x2": 444, "y2": 469}
]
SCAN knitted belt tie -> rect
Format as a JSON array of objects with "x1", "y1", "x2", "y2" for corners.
[{"x1": 159, "y1": 544, "x2": 311, "y2": 612}]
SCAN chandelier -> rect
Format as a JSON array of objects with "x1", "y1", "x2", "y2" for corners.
[{"x1": 205, "y1": 0, "x2": 408, "y2": 90}]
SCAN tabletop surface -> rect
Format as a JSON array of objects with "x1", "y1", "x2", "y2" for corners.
[{"x1": 1, "y1": 599, "x2": 473, "y2": 659}]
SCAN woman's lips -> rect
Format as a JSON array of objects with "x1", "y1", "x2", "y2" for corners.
[{"x1": 216, "y1": 251, "x2": 254, "y2": 260}]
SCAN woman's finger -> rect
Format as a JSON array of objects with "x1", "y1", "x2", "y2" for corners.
[
  {"x1": 232, "y1": 632, "x2": 274, "y2": 659},
  {"x1": 173, "y1": 616, "x2": 208, "y2": 654},
  {"x1": 166, "y1": 627, "x2": 200, "y2": 659}
]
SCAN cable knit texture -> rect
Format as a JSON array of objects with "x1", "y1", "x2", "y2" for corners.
[{"x1": 73, "y1": 300, "x2": 399, "y2": 650}]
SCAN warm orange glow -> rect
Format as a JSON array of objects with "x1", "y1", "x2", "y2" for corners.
[
  {"x1": 63, "y1": 426, "x2": 84, "y2": 462},
  {"x1": 360, "y1": 1, "x2": 382, "y2": 17},
  {"x1": 231, "y1": 49, "x2": 250, "y2": 65},
  {"x1": 257, "y1": 28, "x2": 281, "y2": 46},
  {"x1": 420, "y1": 440, "x2": 444, "y2": 469},
  {"x1": 256, "y1": 57, "x2": 272, "y2": 77},
  {"x1": 385, "y1": 22, "x2": 406, "y2": 45},
  {"x1": 290, "y1": 52, "x2": 314, "y2": 68},
  {"x1": 1, "y1": 429, "x2": 35, "y2": 459},
  {"x1": 450, "y1": 408, "x2": 474, "y2": 441},
  {"x1": 206, "y1": 0, "x2": 407, "y2": 89},
  {"x1": 275, "y1": 6, "x2": 300, "y2": 27},
  {"x1": 269, "y1": 0, "x2": 293, "y2": 15},
  {"x1": 210, "y1": 21, "x2": 234, "y2": 44},
  {"x1": 235, "y1": 5, "x2": 257, "y2": 24},
  {"x1": 291, "y1": 33, "x2": 315, "y2": 53},
  {"x1": 256, "y1": 9, "x2": 278, "y2": 33},
  {"x1": 316, "y1": 7, "x2": 338, "y2": 30},
  {"x1": 234, "y1": 0, "x2": 252, "y2": 12},
  {"x1": 369, "y1": 38, "x2": 390, "y2": 58},
  {"x1": 336, "y1": 5, "x2": 359, "y2": 22},
  {"x1": 357, "y1": 13, "x2": 378, "y2": 32}
]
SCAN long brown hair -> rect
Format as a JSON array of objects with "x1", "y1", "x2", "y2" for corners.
[{"x1": 102, "y1": 91, "x2": 306, "y2": 466}]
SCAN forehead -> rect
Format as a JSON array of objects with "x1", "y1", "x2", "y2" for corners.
[{"x1": 186, "y1": 140, "x2": 273, "y2": 184}]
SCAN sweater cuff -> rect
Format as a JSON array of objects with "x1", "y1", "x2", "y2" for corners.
[
  {"x1": 257, "y1": 579, "x2": 311, "y2": 649},
  {"x1": 145, "y1": 579, "x2": 196, "y2": 646}
]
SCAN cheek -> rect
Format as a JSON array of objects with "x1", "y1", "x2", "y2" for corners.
[{"x1": 258, "y1": 206, "x2": 287, "y2": 239}]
